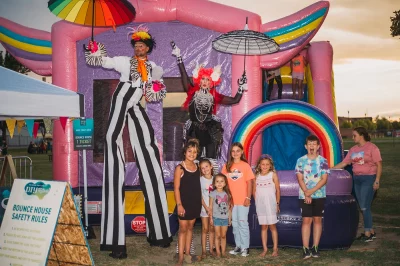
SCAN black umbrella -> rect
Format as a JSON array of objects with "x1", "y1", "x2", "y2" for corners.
[{"x1": 212, "y1": 18, "x2": 279, "y2": 70}]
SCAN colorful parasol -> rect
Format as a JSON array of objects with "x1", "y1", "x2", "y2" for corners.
[{"x1": 48, "y1": 0, "x2": 136, "y2": 41}]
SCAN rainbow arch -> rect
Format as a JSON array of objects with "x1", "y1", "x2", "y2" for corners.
[
  {"x1": 264, "y1": 7, "x2": 328, "y2": 52},
  {"x1": 231, "y1": 100, "x2": 343, "y2": 167}
]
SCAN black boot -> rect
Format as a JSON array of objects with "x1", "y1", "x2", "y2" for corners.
[{"x1": 109, "y1": 251, "x2": 128, "y2": 259}]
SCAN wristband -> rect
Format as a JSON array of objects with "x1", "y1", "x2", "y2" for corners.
[
  {"x1": 276, "y1": 202, "x2": 280, "y2": 205},
  {"x1": 375, "y1": 182, "x2": 379, "y2": 184},
  {"x1": 177, "y1": 203, "x2": 182, "y2": 206},
  {"x1": 245, "y1": 197, "x2": 251, "y2": 200}
]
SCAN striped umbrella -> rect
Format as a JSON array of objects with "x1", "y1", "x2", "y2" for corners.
[
  {"x1": 212, "y1": 18, "x2": 279, "y2": 70},
  {"x1": 48, "y1": 0, "x2": 136, "y2": 41}
]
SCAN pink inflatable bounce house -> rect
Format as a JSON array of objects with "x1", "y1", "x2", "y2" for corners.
[{"x1": 1, "y1": 0, "x2": 358, "y2": 249}]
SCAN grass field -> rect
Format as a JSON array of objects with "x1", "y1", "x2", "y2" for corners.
[{"x1": 3, "y1": 138, "x2": 400, "y2": 265}]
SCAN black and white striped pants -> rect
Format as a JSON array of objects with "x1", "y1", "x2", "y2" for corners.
[{"x1": 100, "y1": 81, "x2": 172, "y2": 253}]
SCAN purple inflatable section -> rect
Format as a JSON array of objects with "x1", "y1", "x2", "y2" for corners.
[
  {"x1": 77, "y1": 21, "x2": 232, "y2": 187},
  {"x1": 278, "y1": 169, "x2": 352, "y2": 196}
]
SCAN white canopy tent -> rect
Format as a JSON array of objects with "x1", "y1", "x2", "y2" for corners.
[{"x1": 0, "y1": 66, "x2": 83, "y2": 120}]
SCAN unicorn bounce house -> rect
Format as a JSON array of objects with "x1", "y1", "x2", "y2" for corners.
[{"x1": 0, "y1": 0, "x2": 358, "y2": 249}]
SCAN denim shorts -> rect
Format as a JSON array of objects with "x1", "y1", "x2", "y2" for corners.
[{"x1": 213, "y1": 217, "x2": 229, "y2": 226}]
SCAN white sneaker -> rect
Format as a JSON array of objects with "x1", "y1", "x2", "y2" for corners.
[
  {"x1": 229, "y1": 247, "x2": 241, "y2": 255},
  {"x1": 241, "y1": 248, "x2": 250, "y2": 257}
]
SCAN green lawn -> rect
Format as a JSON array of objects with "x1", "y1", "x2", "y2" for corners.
[{"x1": 3, "y1": 138, "x2": 400, "y2": 265}]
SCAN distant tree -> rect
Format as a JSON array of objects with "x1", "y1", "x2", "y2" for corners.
[
  {"x1": 0, "y1": 51, "x2": 31, "y2": 140},
  {"x1": 3, "y1": 51, "x2": 30, "y2": 74},
  {"x1": 390, "y1": 10, "x2": 400, "y2": 37},
  {"x1": 391, "y1": 121, "x2": 400, "y2": 130},
  {"x1": 353, "y1": 119, "x2": 376, "y2": 131},
  {"x1": 341, "y1": 121, "x2": 352, "y2": 128},
  {"x1": 376, "y1": 117, "x2": 392, "y2": 130},
  {"x1": 0, "y1": 51, "x2": 4, "y2": 67}
]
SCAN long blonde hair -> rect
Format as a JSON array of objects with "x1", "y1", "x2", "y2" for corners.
[
  {"x1": 226, "y1": 142, "x2": 248, "y2": 172},
  {"x1": 255, "y1": 154, "x2": 275, "y2": 176}
]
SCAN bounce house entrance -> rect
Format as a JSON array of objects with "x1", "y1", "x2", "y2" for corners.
[{"x1": 262, "y1": 124, "x2": 310, "y2": 170}]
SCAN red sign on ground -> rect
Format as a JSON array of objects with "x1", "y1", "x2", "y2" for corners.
[{"x1": 131, "y1": 216, "x2": 146, "y2": 233}]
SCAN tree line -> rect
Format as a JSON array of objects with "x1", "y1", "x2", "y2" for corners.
[{"x1": 341, "y1": 117, "x2": 400, "y2": 131}]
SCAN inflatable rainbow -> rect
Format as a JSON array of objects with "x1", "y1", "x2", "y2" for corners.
[
  {"x1": 231, "y1": 100, "x2": 343, "y2": 167},
  {"x1": 264, "y1": 7, "x2": 328, "y2": 51}
]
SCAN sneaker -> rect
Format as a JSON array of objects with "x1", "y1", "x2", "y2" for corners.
[
  {"x1": 311, "y1": 246, "x2": 320, "y2": 258},
  {"x1": 357, "y1": 234, "x2": 373, "y2": 242},
  {"x1": 302, "y1": 247, "x2": 311, "y2": 259},
  {"x1": 241, "y1": 248, "x2": 250, "y2": 257},
  {"x1": 371, "y1": 232, "x2": 377, "y2": 239},
  {"x1": 229, "y1": 247, "x2": 241, "y2": 255}
]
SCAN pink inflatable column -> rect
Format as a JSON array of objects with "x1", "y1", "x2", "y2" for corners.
[
  {"x1": 231, "y1": 55, "x2": 262, "y2": 166},
  {"x1": 51, "y1": 21, "x2": 79, "y2": 187},
  {"x1": 308, "y1": 42, "x2": 335, "y2": 121}
]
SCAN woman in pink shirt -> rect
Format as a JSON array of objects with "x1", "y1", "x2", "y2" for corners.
[{"x1": 333, "y1": 127, "x2": 382, "y2": 242}]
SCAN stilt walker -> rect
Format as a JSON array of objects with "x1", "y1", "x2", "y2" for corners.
[{"x1": 85, "y1": 25, "x2": 171, "y2": 259}]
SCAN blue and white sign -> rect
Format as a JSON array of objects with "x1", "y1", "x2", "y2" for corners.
[
  {"x1": 73, "y1": 118, "x2": 94, "y2": 150},
  {"x1": 0, "y1": 180, "x2": 66, "y2": 265}
]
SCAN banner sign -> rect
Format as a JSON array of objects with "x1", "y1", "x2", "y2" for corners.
[{"x1": 73, "y1": 118, "x2": 94, "y2": 150}]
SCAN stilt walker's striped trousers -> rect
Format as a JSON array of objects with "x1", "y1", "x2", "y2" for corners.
[{"x1": 100, "y1": 81, "x2": 172, "y2": 253}]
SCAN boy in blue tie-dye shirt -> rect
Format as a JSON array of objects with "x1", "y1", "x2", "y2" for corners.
[{"x1": 295, "y1": 135, "x2": 329, "y2": 259}]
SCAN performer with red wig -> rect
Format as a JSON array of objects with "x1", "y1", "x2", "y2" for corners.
[{"x1": 172, "y1": 42, "x2": 247, "y2": 161}]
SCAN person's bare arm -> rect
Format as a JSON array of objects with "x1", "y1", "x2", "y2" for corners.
[
  {"x1": 208, "y1": 196, "x2": 214, "y2": 226},
  {"x1": 306, "y1": 173, "x2": 328, "y2": 196},
  {"x1": 243, "y1": 179, "x2": 252, "y2": 206},
  {"x1": 373, "y1": 161, "x2": 382, "y2": 190},
  {"x1": 252, "y1": 178, "x2": 256, "y2": 200},
  {"x1": 174, "y1": 165, "x2": 185, "y2": 216},
  {"x1": 332, "y1": 161, "x2": 349, "y2": 169},
  {"x1": 273, "y1": 172, "x2": 281, "y2": 212},
  {"x1": 297, "y1": 172, "x2": 311, "y2": 204}
]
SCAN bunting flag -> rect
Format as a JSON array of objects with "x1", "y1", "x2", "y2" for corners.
[
  {"x1": 33, "y1": 122, "x2": 40, "y2": 138},
  {"x1": 5, "y1": 119, "x2": 16, "y2": 138},
  {"x1": 43, "y1": 118, "x2": 53, "y2": 133},
  {"x1": 25, "y1": 119, "x2": 35, "y2": 137},
  {"x1": 17, "y1": 120, "x2": 25, "y2": 134},
  {"x1": 59, "y1": 117, "x2": 68, "y2": 132}
]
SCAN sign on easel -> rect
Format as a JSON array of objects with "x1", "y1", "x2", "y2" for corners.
[{"x1": 0, "y1": 179, "x2": 94, "y2": 265}]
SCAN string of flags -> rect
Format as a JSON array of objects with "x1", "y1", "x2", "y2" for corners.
[{"x1": 2, "y1": 117, "x2": 76, "y2": 139}]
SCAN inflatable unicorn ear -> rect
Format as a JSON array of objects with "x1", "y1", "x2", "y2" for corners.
[
  {"x1": 192, "y1": 63, "x2": 204, "y2": 79},
  {"x1": 211, "y1": 65, "x2": 222, "y2": 82}
]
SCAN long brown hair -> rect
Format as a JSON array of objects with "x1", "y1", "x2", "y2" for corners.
[
  {"x1": 212, "y1": 173, "x2": 233, "y2": 208},
  {"x1": 226, "y1": 142, "x2": 248, "y2": 172},
  {"x1": 255, "y1": 155, "x2": 275, "y2": 176}
]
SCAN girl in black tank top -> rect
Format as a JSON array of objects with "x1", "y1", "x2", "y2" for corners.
[{"x1": 174, "y1": 139, "x2": 202, "y2": 265}]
